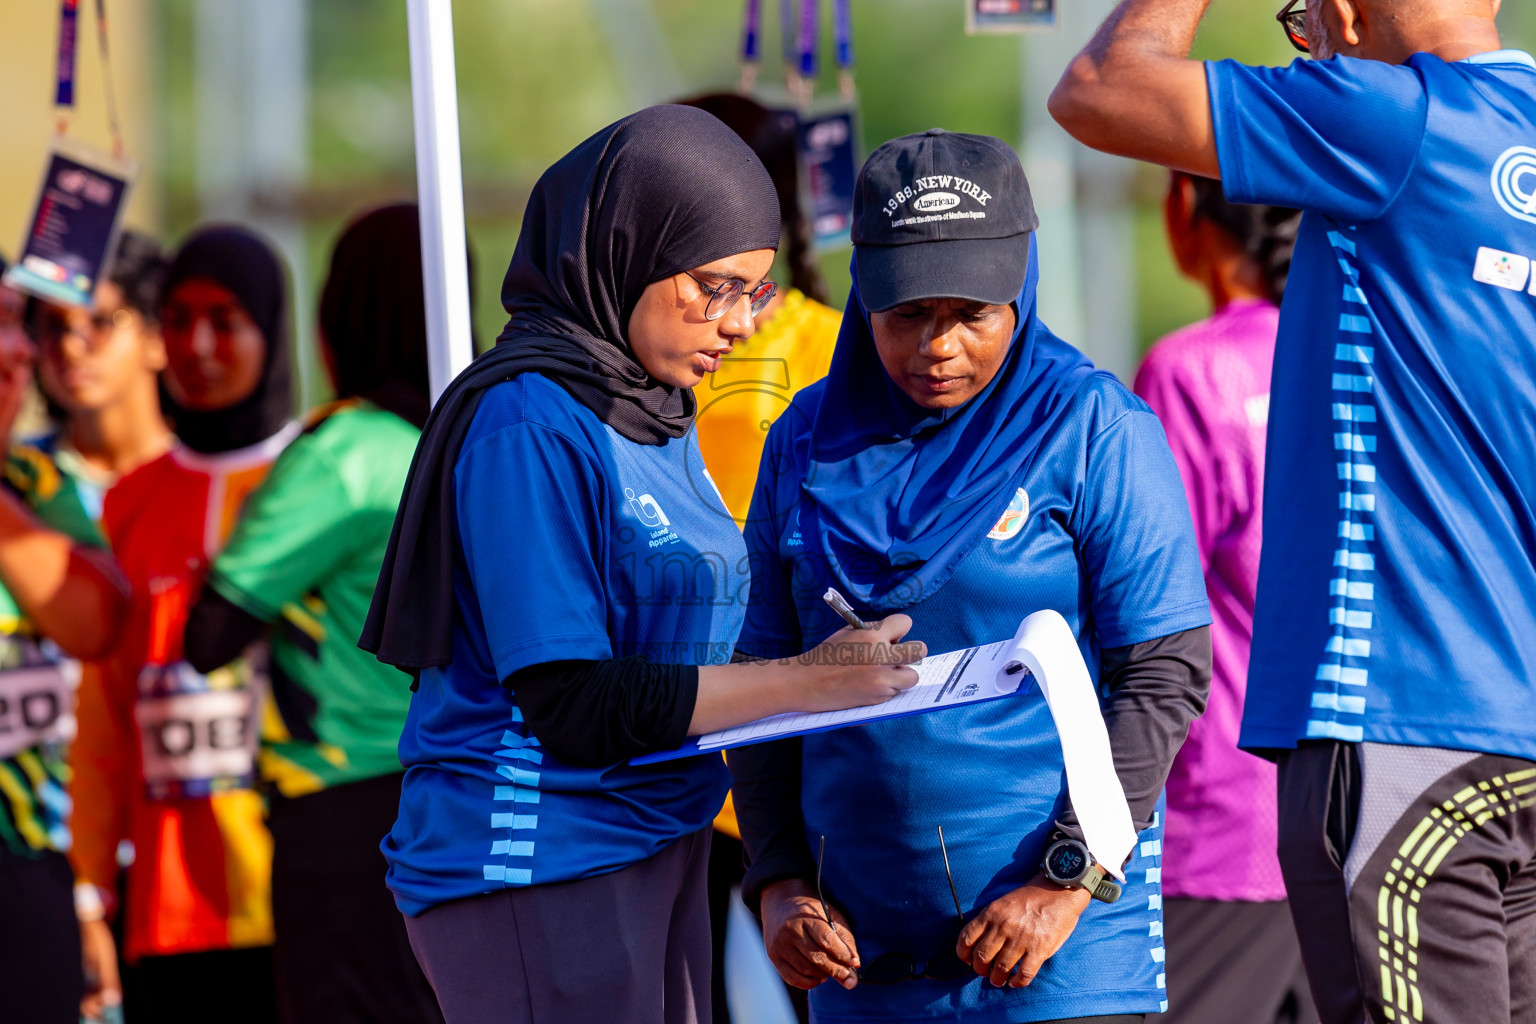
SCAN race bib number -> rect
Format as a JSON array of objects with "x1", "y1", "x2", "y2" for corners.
[
  {"x1": 0, "y1": 661, "x2": 78, "y2": 761},
  {"x1": 135, "y1": 660, "x2": 260, "y2": 800}
]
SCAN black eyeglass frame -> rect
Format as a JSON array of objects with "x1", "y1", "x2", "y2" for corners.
[
  {"x1": 34, "y1": 307, "x2": 138, "y2": 352},
  {"x1": 815, "y1": 826, "x2": 974, "y2": 986},
  {"x1": 1275, "y1": 0, "x2": 1309, "y2": 54},
  {"x1": 684, "y1": 271, "x2": 776, "y2": 322}
]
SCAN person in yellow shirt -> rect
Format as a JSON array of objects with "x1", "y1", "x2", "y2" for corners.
[
  {"x1": 680, "y1": 93, "x2": 842, "y2": 1024},
  {"x1": 683, "y1": 94, "x2": 842, "y2": 526}
]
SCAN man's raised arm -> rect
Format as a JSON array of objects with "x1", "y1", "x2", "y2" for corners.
[{"x1": 1048, "y1": 0, "x2": 1220, "y2": 177}]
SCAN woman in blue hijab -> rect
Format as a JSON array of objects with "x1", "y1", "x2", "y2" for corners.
[{"x1": 730, "y1": 131, "x2": 1213, "y2": 1024}]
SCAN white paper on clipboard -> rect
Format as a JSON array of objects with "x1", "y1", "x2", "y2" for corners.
[{"x1": 651, "y1": 608, "x2": 1137, "y2": 878}]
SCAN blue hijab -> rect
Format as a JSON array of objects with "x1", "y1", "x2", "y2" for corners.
[{"x1": 802, "y1": 234, "x2": 1098, "y2": 612}]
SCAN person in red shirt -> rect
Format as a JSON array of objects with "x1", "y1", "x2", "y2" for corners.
[{"x1": 71, "y1": 226, "x2": 297, "y2": 1023}]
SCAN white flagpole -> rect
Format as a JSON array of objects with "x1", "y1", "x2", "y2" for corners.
[{"x1": 406, "y1": 0, "x2": 474, "y2": 403}]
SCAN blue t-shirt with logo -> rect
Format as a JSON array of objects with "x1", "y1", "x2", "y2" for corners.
[
  {"x1": 1208, "y1": 52, "x2": 1536, "y2": 757},
  {"x1": 741, "y1": 374, "x2": 1209, "y2": 1023},
  {"x1": 383, "y1": 373, "x2": 744, "y2": 916}
]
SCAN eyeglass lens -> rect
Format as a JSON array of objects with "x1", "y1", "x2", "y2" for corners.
[
  {"x1": 1276, "y1": 0, "x2": 1308, "y2": 52},
  {"x1": 698, "y1": 275, "x2": 776, "y2": 321},
  {"x1": 39, "y1": 308, "x2": 132, "y2": 350}
]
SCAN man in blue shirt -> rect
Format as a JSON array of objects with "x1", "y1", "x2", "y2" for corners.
[{"x1": 1050, "y1": 3, "x2": 1536, "y2": 1023}]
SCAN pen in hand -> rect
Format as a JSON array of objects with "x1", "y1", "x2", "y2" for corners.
[{"x1": 823, "y1": 588, "x2": 873, "y2": 631}]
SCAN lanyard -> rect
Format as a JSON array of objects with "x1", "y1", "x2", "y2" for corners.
[
  {"x1": 54, "y1": 0, "x2": 79, "y2": 108},
  {"x1": 833, "y1": 0, "x2": 852, "y2": 71},
  {"x1": 780, "y1": 0, "x2": 796, "y2": 68},
  {"x1": 741, "y1": 0, "x2": 762, "y2": 64},
  {"x1": 833, "y1": 0, "x2": 854, "y2": 96},
  {"x1": 796, "y1": 0, "x2": 819, "y2": 81},
  {"x1": 740, "y1": 0, "x2": 762, "y2": 89},
  {"x1": 53, "y1": 0, "x2": 124, "y2": 157}
]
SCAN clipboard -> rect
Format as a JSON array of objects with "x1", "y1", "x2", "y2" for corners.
[
  {"x1": 632, "y1": 629, "x2": 1033, "y2": 767},
  {"x1": 633, "y1": 608, "x2": 1139, "y2": 878}
]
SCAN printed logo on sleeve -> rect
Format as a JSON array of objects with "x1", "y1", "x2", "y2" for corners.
[
  {"x1": 1491, "y1": 146, "x2": 1536, "y2": 225},
  {"x1": 988, "y1": 488, "x2": 1030, "y2": 541},
  {"x1": 1472, "y1": 245, "x2": 1534, "y2": 292}
]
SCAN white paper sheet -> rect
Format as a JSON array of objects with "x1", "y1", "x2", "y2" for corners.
[
  {"x1": 1003, "y1": 610, "x2": 1137, "y2": 880},
  {"x1": 696, "y1": 633, "x2": 1029, "y2": 751}
]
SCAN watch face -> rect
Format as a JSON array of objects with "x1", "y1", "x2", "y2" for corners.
[{"x1": 1047, "y1": 842, "x2": 1088, "y2": 881}]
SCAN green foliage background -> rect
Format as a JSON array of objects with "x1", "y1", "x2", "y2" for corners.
[{"x1": 152, "y1": 0, "x2": 1536, "y2": 395}]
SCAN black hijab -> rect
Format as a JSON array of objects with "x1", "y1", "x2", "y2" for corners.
[
  {"x1": 361, "y1": 104, "x2": 781, "y2": 671},
  {"x1": 319, "y1": 204, "x2": 440, "y2": 429},
  {"x1": 160, "y1": 226, "x2": 295, "y2": 453}
]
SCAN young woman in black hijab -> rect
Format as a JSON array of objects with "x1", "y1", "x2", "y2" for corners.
[
  {"x1": 362, "y1": 105, "x2": 923, "y2": 1024},
  {"x1": 70, "y1": 225, "x2": 298, "y2": 1024},
  {"x1": 182, "y1": 205, "x2": 450, "y2": 1024}
]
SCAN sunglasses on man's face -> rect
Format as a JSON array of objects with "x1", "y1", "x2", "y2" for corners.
[
  {"x1": 1276, "y1": 0, "x2": 1309, "y2": 54},
  {"x1": 815, "y1": 827, "x2": 974, "y2": 986}
]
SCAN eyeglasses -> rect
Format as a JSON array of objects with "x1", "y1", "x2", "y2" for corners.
[
  {"x1": 36, "y1": 307, "x2": 136, "y2": 352},
  {"x1": 685, "y1": 271, "x2": 776, "y2": 321},
  {"x1": 815, "y1": 826, "x2": 973, "y2": 986},
  {"x1": 1275, "y1": 0, "x2": 1309, "y2": 54}
]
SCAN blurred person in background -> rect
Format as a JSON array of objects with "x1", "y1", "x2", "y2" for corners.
[
  {"x1": 31, "y1": 230, "x2": 175, "y2": 519},
  {"x1": 180, "y1": 205, "x2": 445, "y2": 1024},
  {"x1": 679, "y1": 90, "x2": 841, "y2": 1024},
  {"x1": 0, "y1": 253, "x2": 129, "y2": 1024},
  {"x1": 1134, "y1": 173, "x2": 1310, "y2": 1024},
  {"x1": 681, "y1": 92, "x2": 840, "y2": 523},
  {"x1": 71, "y1": 226, "x2": 299, "y2": 1024}
]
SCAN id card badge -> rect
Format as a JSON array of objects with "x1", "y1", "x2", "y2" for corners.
[
  {"x1": 966, "y1": 0, "x2": 1057, "y2": 34},
  {"x1": 134, "y1": 656, "x2": 262, "y2": 801},
  {"x1": 0, "y1": 638, "x2": 79, "y2": 761},
  {"x1": 3, "y1": 136, "x2": 137, "y2": 309},
  {"x1": 795, "y1": 104, "x2": 859, "y2": 251}
]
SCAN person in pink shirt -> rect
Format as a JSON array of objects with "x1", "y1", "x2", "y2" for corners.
[{"x1": 1135, "y1": 172, "x2": 1308, "y2": 1024}]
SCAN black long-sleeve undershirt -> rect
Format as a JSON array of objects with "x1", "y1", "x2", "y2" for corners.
[
  {"x1": 504, "y1": 657, "x2": 699, "y2": 768},
  {"x1": 184, "y1": 587, "x2": 267, "y2": 674},
  {"x1": 730, "y1": 624, "x2": 1212, "y2": 913}
]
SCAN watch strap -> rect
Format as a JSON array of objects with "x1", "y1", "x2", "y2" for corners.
[{"x1": 1082, "y1": 865, "x2": 1122, "y2": 904}]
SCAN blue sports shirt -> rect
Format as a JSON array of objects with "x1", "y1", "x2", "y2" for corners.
[
  {"x1": 741, "y1": 375, "x2": 1210, "y2": 1023},
  {"x1": 383, "y1": 373, "x2": 744, "y2": 916},
  {"x1": 1209, "y1": 52, "x2": 1536, "y2": 758}
]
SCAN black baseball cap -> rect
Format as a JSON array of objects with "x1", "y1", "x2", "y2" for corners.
[{"x1": 852, "y1": 128, "x2": 1037, "y2": 313}]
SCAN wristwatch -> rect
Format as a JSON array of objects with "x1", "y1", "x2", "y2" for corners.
[{"x1": 1041, "y1": 837, "x2": 1122, "y2": 904}]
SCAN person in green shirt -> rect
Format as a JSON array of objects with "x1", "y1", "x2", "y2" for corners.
[
  {"x1": 182, "y1": 207, "x2": 448, "y2": 1024},
  {"x1": 0, "y1": 254, "x2": 129, "y2": 1024}
]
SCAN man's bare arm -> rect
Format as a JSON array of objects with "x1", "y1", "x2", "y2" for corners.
[{"x1": 1048, "y1": 0, "x2": 1220, "y2": 177}]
